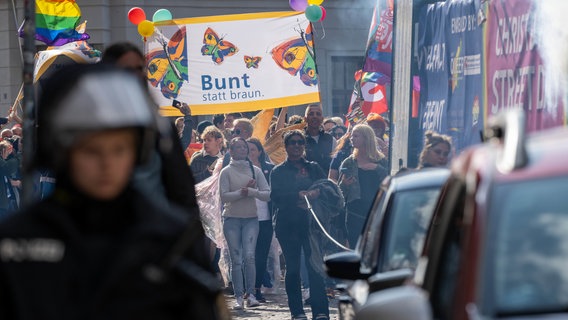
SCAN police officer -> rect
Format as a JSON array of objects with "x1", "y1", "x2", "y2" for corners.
[{"x1": 0, "y1": 64, "x2": 229, "y2": 320}]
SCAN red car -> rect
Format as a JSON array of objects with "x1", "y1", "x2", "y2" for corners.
[{"x1": 357, "y1": 110, "x2": 568, "y2": 320}]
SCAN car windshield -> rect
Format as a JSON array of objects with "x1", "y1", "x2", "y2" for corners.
[
  {"x1": 381, "y1": 187, "x2": 441, "y2": 271},
  {"x1": 491, "y1": 176, "x2": 568, "y2": 315}
]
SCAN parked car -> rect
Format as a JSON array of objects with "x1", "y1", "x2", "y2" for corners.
[
  {"x1": 357, "y1": 110, "x2": 568, "y2": 320},
  {"x1": 324, "y1": 167, "x2": 450, "y2": 320}
]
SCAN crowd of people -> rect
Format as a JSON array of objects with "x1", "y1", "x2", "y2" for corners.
[
  {"x1": 0, "y1": 41, "x2": 454, "y2": 320},
  {"x1": 184, "y1": 101, "x2": 452, "y2": 320}
]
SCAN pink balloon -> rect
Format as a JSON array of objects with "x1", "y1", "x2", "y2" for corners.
[
  {"x1": 319, "y1": 6, "x2": 327, "y2": 21},
  {"x1": 128, "y1": 7, "x2": 146, "y2": 25},
  {"x1": 289, "y1": 0, "x2": 308, "y2": 12}
]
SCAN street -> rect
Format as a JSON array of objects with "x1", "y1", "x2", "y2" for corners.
[{"x1": 226, "y1": 283, "x2": 339, "y2": 320}]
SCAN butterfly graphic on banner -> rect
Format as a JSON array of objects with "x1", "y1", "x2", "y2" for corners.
[
  {"x1": 271, "y1": 23, "x2": 317, "y2": 86},
  {"x1": 244, "y1": 55, "x2": 262, "y2": 69},
  {"x1": 201, "y1": 28, "x2": 238, "y2": 65},
  {"x1": 146, "y1": 26, "x2": 188, "y2": 99}
]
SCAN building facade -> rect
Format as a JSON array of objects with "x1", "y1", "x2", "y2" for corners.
[{"x1": 0, "y1": 0, "x2": 373, "y2": 117}]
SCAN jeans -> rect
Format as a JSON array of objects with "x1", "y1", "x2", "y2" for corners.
[
  {"x1": 255, "y1": 220, "x2": 273, "y2": 289},
  {"x1": 276, "y1": 224, "x2": 329, "y2": 318},
  {"x1": 223, "y1": 217, "x2": 259, "y2": 297}
]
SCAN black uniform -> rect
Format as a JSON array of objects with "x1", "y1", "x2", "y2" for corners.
[{"x1": 0, "y1": 184, "x2": 228, "y2": 320}]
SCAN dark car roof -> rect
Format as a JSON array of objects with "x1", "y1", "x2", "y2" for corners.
[
  {"x1": 445, "y1": 127, "x2": 568, "y2": 200},
  {"x1": 387, "y1": 168, "x2": 451, "y2": 192},
  {"x1": 500, "y1": 127, "x2": 568, "y2": 181}
]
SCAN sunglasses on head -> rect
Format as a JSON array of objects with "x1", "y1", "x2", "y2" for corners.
[{"x1": 287, "y1": 139, "x2": 306, "y2": 146}]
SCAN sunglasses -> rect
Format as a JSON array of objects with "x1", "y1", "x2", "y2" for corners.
[
  {"x1": 333, "y1": 131, "x2": 345, "y2": 138},
  {"x1": 287, "y1": 139, "x2": 306, "y2": 146},
  {"x1": 232, "y1": 129, "x2": 242, "y2": 135}
]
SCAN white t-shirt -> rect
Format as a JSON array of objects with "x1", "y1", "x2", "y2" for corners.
[{"x1": 255, "y1": 198, "x2": 270, "y2": 221}]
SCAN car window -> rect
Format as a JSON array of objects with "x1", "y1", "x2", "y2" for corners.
[
  {"x1": 380, "y1": 188, "x2": 441, "y2": 271},
  {"x1": 490, "y1": 176, "x2": 568, "y2": 315},
  {"x1": 359, "y1": 188, "x2": 388, "y2": 273},
  {"x1": 430, "y1": 180, "x2": 466, "y2": 320}
]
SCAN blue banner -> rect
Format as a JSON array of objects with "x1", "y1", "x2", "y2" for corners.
[
  {"x1": 418, "y1": 2, "x2": 449, "y2": 136},
  {"x1": 417, "y1": 0, "x2": 483, "y2": 153},
  {"x1": 445, "y1": 0, "x2": 483, "y2": 151}
]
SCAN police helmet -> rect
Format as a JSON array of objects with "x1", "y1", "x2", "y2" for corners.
[{"x1": 36, "y1": 63, "x2": 158, "y2": 171}]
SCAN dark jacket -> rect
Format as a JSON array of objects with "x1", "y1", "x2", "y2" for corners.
[
  {"x1": 189, "y1": 150, "x2": 220, "y2": 183},
  {"x1": 307, "y1": 178, "x2": 347, "y2": 271},
  {"x1": 304, "y1": 128, "x2": 334, "y2": 175},
  {"x1": 133, "y1": 122, "x2": 198, "y2": 215},
  {"x1": 270, "y1": 158, "x2": 326, "y2": 233},
  {"x1": 0, "y1": 185, "x2": 228, "y2": 320},
  {"x1": 179, "y1": 115, "x2": 194, "y2": 151},
  {"x1": 0, "y1": 153, "x2": 21, "y2": 216},
  {"x1": 338, "y1": 155, "x2": 388, "y2": 203}
]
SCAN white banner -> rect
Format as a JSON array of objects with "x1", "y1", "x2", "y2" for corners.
[{"x1": 145, "y1": 11, "x2": 321, "y2": 116}]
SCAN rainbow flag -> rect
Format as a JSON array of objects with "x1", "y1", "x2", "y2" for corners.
[{"x1": 21, "y1": 0, "x2": 90, "y2": 46}]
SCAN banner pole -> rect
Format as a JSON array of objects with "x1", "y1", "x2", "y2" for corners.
[{"x1": 22, "y1": 0, "x2": 36, "y2": 206}]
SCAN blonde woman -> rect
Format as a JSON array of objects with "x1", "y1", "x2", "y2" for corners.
[{"x1": 338, "y1": 124, "x2": 388, "y2": 248}]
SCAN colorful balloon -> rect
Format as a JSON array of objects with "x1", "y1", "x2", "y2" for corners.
[
  {"x1": 308, "y1": 0, "x2": 324, "y2": 5},
  {"x1": 152, "y1": 8, "x2": 173, "y2": 22},
  {"x1": 128, "y1": 7, "x2": 146, "y2": 25},
  {"x1": 289, "y1": 0, "x2": 308, "y2": 12},
  {"x1": 137, "y1": 20, "x2": 155, "y2": 37},
  {"x1": 305, "y1": 5, "x2": 323, "y2": 22},
  {"x1": 320, "y1": 6, "x2": 327, "y2": 21}
]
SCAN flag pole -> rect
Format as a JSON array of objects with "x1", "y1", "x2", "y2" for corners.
[{"x1": 22, "y1": 0, "x2": 36, "y2": 206}]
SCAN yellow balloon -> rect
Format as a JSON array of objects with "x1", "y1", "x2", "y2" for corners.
[
  {"x1": 308, "y1": 0, "x2": 324, "y2": 5},
  {"x1": 137, "y1": 20, "x2": 154, "y2": 37}
]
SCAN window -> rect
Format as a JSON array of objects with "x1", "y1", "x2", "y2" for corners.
[
  {"x1": 381, "y1": 188, "x2": 441, "y2": 271},
  {"x1": 331, "y1": 56, "x2": 364, "y2": 116},
  {"x1": 359, "y1": 187, "x2": 388, "y2": 274},
  {"x1": 430, "y1": 181, "x2": 466, "y2": 320},
  {"x1": 489, "y1": 177, "x2": 568, "y2": 316}
]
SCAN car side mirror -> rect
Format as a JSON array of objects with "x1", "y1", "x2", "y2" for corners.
[
  {"x1": 324, "y1": 251, "x2": 366, "y2": 280},
  {"x1": 356, "y1": 286, "x2": 433, "y2": 320},
  {"x1": 367, "y1": 268, "x2": 413, "y2": 293}
]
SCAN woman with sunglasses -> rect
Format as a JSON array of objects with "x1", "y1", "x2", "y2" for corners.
[
  {"x1": 219, "y1": 138, "x2": 270, "y2": 310},
  {"x1": 417, "y1": 130, "x2": 452, "y2": 168},
  {"x1": 270, "y1": 130, "x2": 330, "y2": 320},
  {"x1": 330, "y1": 125, "x2": 347, "y2": 140}
]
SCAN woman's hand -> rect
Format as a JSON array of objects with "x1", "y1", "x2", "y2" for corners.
[
  {"x1": 246, "y1": 179, "x2": 256, "y2": 188},
  {"x1": 340, "y1": 175, "x2": 356, "y2": 186},
  {"x1": 307, "y1": 189, "x2": 320, "y2": 200},
  {"x1": 299, "y1": 189, "x2": 320, "y2": 200}
]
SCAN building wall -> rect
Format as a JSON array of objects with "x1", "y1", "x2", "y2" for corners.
[{"x1": 0, "y1": 0, "x2": 373, "y2": 117}]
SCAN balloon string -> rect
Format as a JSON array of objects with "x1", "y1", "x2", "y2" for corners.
[{"x1": 319, "y1": 21, "x2": 326, "y2": 39}]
